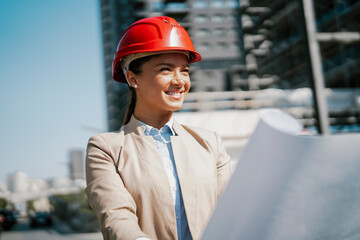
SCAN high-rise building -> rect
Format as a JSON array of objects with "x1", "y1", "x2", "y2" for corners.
[
  {"x1": 240, "y1": 0, "x2": 360, "y2": 89},
  {"x1": 99, "y1": 0, "x2": 360, "y2": 132},
  {"x1": 69, "y1": 150, "x2": 84, "y2": 180},
  {"x1": 0, "y1": 182, "x2": 7, "y2": 193},
  {"x1": 7, "y1": 171, "x2": 29, "y2": 193},
  {"x1": 239, "y1": 0, "x2": 360, "y2": 130}
]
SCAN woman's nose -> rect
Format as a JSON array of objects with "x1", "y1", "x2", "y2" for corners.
[{"x1": 171, "y1": 70, "x2": 185, "y2": 85}]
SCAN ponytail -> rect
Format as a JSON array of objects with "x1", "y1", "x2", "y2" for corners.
[
  {"x1": 123, "y1": 87, "x2": 136, "y2": 125},
  {"x1": 121, "y1": 55, "x2": 154, "y2": 125}
]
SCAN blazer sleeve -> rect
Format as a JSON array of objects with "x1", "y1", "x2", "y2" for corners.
[
  {"x1": 85, "y1": 134, "x2": 149, "y2": 240},
  {"x1": 214, "y1": 132, "x2": 232, "y2": 196}
]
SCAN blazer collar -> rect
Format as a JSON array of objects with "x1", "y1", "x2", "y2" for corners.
[
  {"x1": 124, "y1": 115, "x2": 147, "y2": 135},
  {"x1": 173, "y1": 120, "x2": 187, "y2": 136}
]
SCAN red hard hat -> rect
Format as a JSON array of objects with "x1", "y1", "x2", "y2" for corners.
[{"x1": 112, "y1": 16, "x2": 202, "y2": 83}]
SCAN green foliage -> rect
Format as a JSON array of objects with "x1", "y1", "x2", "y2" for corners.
[
  {"x1": 49, "y1": 190, "x2": 99, "y2": 232},
  {"x1": 0, "y1": 198, "x2": 8, "y2": 208},
  {"x1": 27, "y1": 200, "x2": 35, "y2": 212}
]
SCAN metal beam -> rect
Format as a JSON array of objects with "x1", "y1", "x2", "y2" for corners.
[
  {"x1": 302, "y1": 0, "x2": 330, "y2": 135},
  {"x1": 316, "y1": 32, "x2": 360, "y2": 43}
]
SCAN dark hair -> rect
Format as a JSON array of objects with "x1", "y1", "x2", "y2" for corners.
[{"x1": 122, "y1": 55, "x2": 154, "y2": 125}]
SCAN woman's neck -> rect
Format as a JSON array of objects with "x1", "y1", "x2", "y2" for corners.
[{"x1": 133, "y1": 109, "x2": 173, "y2": 130}]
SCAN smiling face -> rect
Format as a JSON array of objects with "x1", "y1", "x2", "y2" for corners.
[{"x1": 130, "y1": 53, "x2": 191, "y2": 120}]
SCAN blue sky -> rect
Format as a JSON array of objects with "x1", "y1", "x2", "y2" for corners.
[{"x1": 0, "y1": 0, "x2": 106, "y2": 182}]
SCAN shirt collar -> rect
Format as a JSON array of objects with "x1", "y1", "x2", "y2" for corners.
[{"x1": 135, "y1": 116, "x2": 176, "y2": 136}]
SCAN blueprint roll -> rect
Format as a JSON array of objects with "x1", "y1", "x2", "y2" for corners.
[{"x1": 202, "y1": 109, "x2": 360, "y2": 240}]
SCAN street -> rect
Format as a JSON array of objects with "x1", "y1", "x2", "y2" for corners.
[{"x1": 1, "y1": 217, "x2": 102, "y2": 240}]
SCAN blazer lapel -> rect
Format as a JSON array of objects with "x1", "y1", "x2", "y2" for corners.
[
  {"x1": 125, "y1": 116, "x2": 177, "y2": 236},
  {"x1": 171, "y1": 121, "x2": 198, "y2": 236}
]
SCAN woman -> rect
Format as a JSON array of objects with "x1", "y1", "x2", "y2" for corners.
[{"x1": 86, "y1": 16, "x2": 231, "y2": 240}]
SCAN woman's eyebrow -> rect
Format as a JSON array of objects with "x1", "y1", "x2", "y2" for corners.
[
  {"x1": 154, "y1": 63, "x2": 190, "y2": 68},
  {"x1": 155, "y1": 63, "x2": 174, "y2": 68}
]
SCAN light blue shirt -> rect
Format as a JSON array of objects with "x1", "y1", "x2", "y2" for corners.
[{"x1": 138, "y1": 118, "x2": 192, "y2": 240}]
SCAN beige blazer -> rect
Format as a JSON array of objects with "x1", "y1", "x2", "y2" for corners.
[{"x1": 85, "y1": 116, "x2": 231, "y2": 240}]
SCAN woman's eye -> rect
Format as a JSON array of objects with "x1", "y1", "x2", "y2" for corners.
[
  {"x1": 160, "y1": 67, "x2": 171, "y2": 72},
  {"x1": 182, "y1": 68, "x2": 190, "y2": 74}
]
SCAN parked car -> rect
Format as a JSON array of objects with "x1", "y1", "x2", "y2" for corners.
[
  {"x1": 0, "y1": 214, "x2": 4, "y2": 232},
  {"x1": 29, "y1": 211, "x2": 53, "y2": 228},
  {"x1": 0, "y1": 209, "x2": 17, "y2": 231}
]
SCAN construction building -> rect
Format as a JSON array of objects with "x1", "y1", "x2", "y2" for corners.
[
  {"x1": 238, "y1": 0, "x2": 360, "y2": 131},
  {"x1": 99, "y1": 0, "x2": 359, "y2": 132},
  {"x1": 238, "y1": 0, "x2": 360, "y2": 89}
]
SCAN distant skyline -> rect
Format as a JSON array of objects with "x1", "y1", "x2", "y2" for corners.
[{"x1": 0, "y1": 0, "x2": 106, "y2": 182}]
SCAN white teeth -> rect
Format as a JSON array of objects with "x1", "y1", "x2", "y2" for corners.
[{"x1": 166, "y1": 92, "x2": 181, "y2": 96}]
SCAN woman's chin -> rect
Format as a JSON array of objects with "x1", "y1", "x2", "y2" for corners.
[
  {"x1": 165, "y1": 103, "x2": 183, "y2": 112},
  {"x1": 162, "y1": 98, "x2": 184, "y2": 111}
]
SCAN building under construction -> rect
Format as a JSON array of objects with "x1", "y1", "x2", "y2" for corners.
[
  {"x1": 99, "y1": 0, "x2": 360, "y2": 133},
  {"x1": 239, "y1": 0, "x2": 359, "y2": 90}
]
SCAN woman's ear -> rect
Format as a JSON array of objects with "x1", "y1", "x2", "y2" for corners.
[{"x1": 126, "y1": 71, "x2": 138, "y2": 88}]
